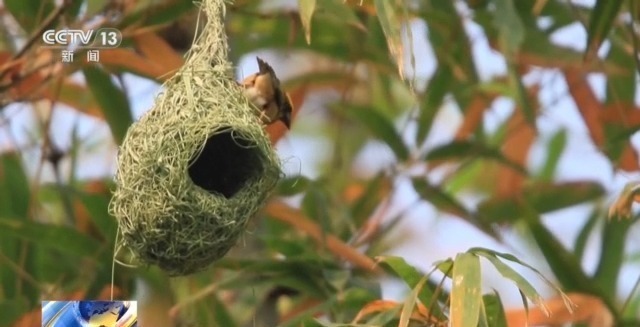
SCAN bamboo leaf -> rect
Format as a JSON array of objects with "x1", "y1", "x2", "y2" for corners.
[
  {"x1": 450, "y1": 252, "x2": 481, "y2": 327},
  {"x1": 75, "y1": 191, "x2": 117, "y2": 241},
  {"x1": 473, "y1": 250, "x2": 547, "y2": 315},
  {"x1": 374, "y1": 0, "x2": 405, "y2": 78},
  {"x1": 477, "y1": 181, "x2": 605, "y2": 223},
  {"x1": 412, "y1": 179, "x2": 471, "y2": 219},
  {"x1": 398, "y1": 275, "x2": 428, "y2": 327},
  {"x1": 425, "y1": 140, "x2": 527, "y2": 174},
  {"x1": 377, "y1": 256, "x2": 446, "y2": 319},
  {"x1": 4, "y1": 0, "x2": 54, "y2": 32},
  {"x1": 0, "y1": 218, "x2": 102, "y2": 258},
  {"x1": 0, "y1": 152, "x2": 30, "y2": 218},
  {"x1": 83, "y1": 66, "x2": 133, "y2": 145},
  {"x1": 584, "y1": 0, "x2": 624, "y2": 61},
  {"x1": 346, "y1": 105, "x2": 410, "y2": 161},
  {"x1": 299, "y1": 0, "x2": 317, "y2": 44},
  {"x1": 0, "y1": 298, "x2": 29, "y2": 326},
  {"x1": 594, "y1": 216, "x2": 632, "y2": 298},
  {"x1": 416, "y1": 66, "x2": 451, "y2": 144},
  {"x1": 574, "y1": 209, "x2": 600, "y2": 261},
  {"x1": 493, "y1": 0, "x2": 525, "y2": 55},
  {"x1": 482, "y1": 293, "x2": 508, "y2": 327},
  {"x1": 538, "y1": 129, "x2": 567, "y2": 181}
]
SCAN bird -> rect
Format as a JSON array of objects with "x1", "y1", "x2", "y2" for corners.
[{"x1": 240, "y1": 57, "x2": 292, "y2": 129}]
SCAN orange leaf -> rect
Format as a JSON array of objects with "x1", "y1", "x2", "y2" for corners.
[
  {"x1": 265, "y1": 201, "x2": 381, "y2": 273},
  {"x1": 353, "y1": 300, "x2": 401, "y2": 322},
  {"x1": 619, "y1": 143, "x2": 639, "y2": 171},
  {"x1": 11, "y1": 308, "x2": 40, "y2": 327},
  {"x1": 100, "y1": 48, "x2": 173, "y2": 81},
  {"x1": 564, "y1": 69, "x2": 605, "y2": 146},
  {"x1": 506, "y1": 292, "x2": 612, "y2": 327},
  {"x1": 497, "y1": 100, "x2": 537, "y2": 196},
  {"x1": 455, "y1": 93, "x2": 495, "y2": 140},
  {"x1": 352, "y1": 299, "x2": 437, "y2": 325},
  {"x1": 599, "y1": 104, "x2": 640, "y2": 125},
  {"x1": 342, "y1": 177, "x2": 392, "y2": 204},
  {"x1": 41, "y1": 79, "x2": 103, "y2": 118},
  {"x1": 133, "y1": 32, "x2": 184, "y2": 79}
]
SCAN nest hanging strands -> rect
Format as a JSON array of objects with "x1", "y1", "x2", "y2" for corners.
[{"x1": 109, "y1": 0, "x2": 281, "y2": 276}]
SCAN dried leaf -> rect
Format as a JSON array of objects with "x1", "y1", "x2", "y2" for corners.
[
  {"x1": 298, "y1": 0, "x2": 317, "y2": 44},
  {"x1": 563, "y1": 69, "x2": 604, "y2": 146},
  {"x1": 133, "y1": 32, "x2": 185, "y2": 78},
  {"x1": 608, "y1": 182, "x2": 640, "y2": 220}
]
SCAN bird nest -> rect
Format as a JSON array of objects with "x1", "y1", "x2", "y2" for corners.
[{"x1": 109, "y1": 0, "x2": 281, "y2": 276}]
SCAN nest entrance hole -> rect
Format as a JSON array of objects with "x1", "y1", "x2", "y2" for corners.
[{"x1": 188, "y1": 129, "x2": 264, "y2": 198}]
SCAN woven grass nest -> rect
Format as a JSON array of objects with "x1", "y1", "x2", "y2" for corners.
[{"x1": 109, "y1": 0, "x2": 281, "y2": 276}]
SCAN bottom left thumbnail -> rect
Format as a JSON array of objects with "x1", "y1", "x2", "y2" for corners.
[{"x1": 41, "y1": 300, "x2": 137, "y2": 327}]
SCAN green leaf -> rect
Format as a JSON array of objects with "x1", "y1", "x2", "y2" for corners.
[
  {"x1": 526, "y1": 217, "x2": 596, "y2": 291},
  {"x1": 277, "y1": 176, "x2": 311, "y2": 196},
  {"x1": 507, "y1": 61, "x2": 536, "y2": 126},
  {"x1": 422, "y1": 1, "x2": 479, "y2": 107},
  {"x1": 83, "y1": 66, "x2": 133, "y2": 145},
  {"x1": 75, "y1": 191, "x2": 117, "y2": 241},
  {"x1": 416, "y1": 66, "x2": 451, "y2": 145},
  {"x1": 376, "y1": 256, "x2": 446, "y2": 319},
  {"x1": 399, "y1": 275, "x2": 429, "y2": 327},
  {"x1": 594, "y1": 216, "x2": 632, "y2": 298},
  {"x1": 493, "y1": 0, "x2": 525, "y2": 55},
  {"x1": 315, "y1": 0, "x2": 366, "y2": 32},
  {"x1": 472, "y1": 250, "x2": 547, "y2": 315},
  {"x1": 574, "y1": 209, "x2": 600, "y2": 261},
  {"x1": 350, "y1": 173, "x2": 390, "y2": 226},
  {"x1": 301, "y1": 183, "x2": 332, "y2": 227},
  {"x1": 412, "y1": 179, "x2": 499, "y2": 238},
  {"x1": 482, "y1": 293, "x2": 508, "y2": 327},
  {"x1": 299, "y1": 0, "x2": 317, "y2": 44},
  {"x1": 489, "y1": 0, "x2": 534, "y2": 127},
  {"x1": 477, "y1": 181, "x2": 605, "y2": 223},
  {"x1": 584, "y1": 0, "x2": 624, "y2": 61},
  {"x1": 0, "y1": 153, "x2": 30, "y2": 300},
  {"x1": 425, "y1": 140, "x2": 527, "y2": 174},
  {"x1": 0, "y1": 218, "x2": 102, "y2": 258},
  {"x1": 523, "y1": 181, "x2": 605, "y2": 212},
  {"x1": 521, "y1": 209, "x2": 617, "y2": 315},
  {"x1": 412, "y1": 178, "x2": 499, "y2": 239},
  {"x1": 4, "y1": 0, "x2": 54, "y2": 32},
  {"x1": 450, "y1": 252, "x2": 481, "y2": 327},
  {"x1": 412, "y1": 179, "x2": 471, "y2": 219},
  {"x1": 85, "y1": 0, "x2": 110, "y2": 18},
  {"x1": 64, "y1": 0, "x2": 84, "y2": 19},
  {"x1": 346, "y1": 105, "x2": 410, "y2": 161},
  {"x1": 0, "y1": 152, "x2": 30, "y2": 218},
  {"x1": 538, "y1": 129, "x2": 567, "y2": 181},
  {"x1": 119, "y1": 0, "x2": 195, "y2": 29},
  {"x1": 211, "y1": 294, "x2": 238, "y2": 327},
  {"x1": 604, "y1": 41, "x2": 637, "y2": 104},
  {"x1": 0, "y1": 297, "x2": 29, "y2": 326},
  {"x1": 374, "y1": 0, "x2": 405, "y2": 78}
]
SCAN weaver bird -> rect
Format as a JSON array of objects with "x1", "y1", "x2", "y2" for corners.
[{"x1": 240, "y1": 57, "x2": 292, "y2": 129}]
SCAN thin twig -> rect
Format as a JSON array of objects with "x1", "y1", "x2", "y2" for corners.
[{"x1": 0, "y1": 1, "x2": 70, "y2": 81}]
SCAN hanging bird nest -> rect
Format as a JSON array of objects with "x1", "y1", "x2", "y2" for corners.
[{"x1": 109, "y1": 0, "x2": 281, "y2": 276}]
